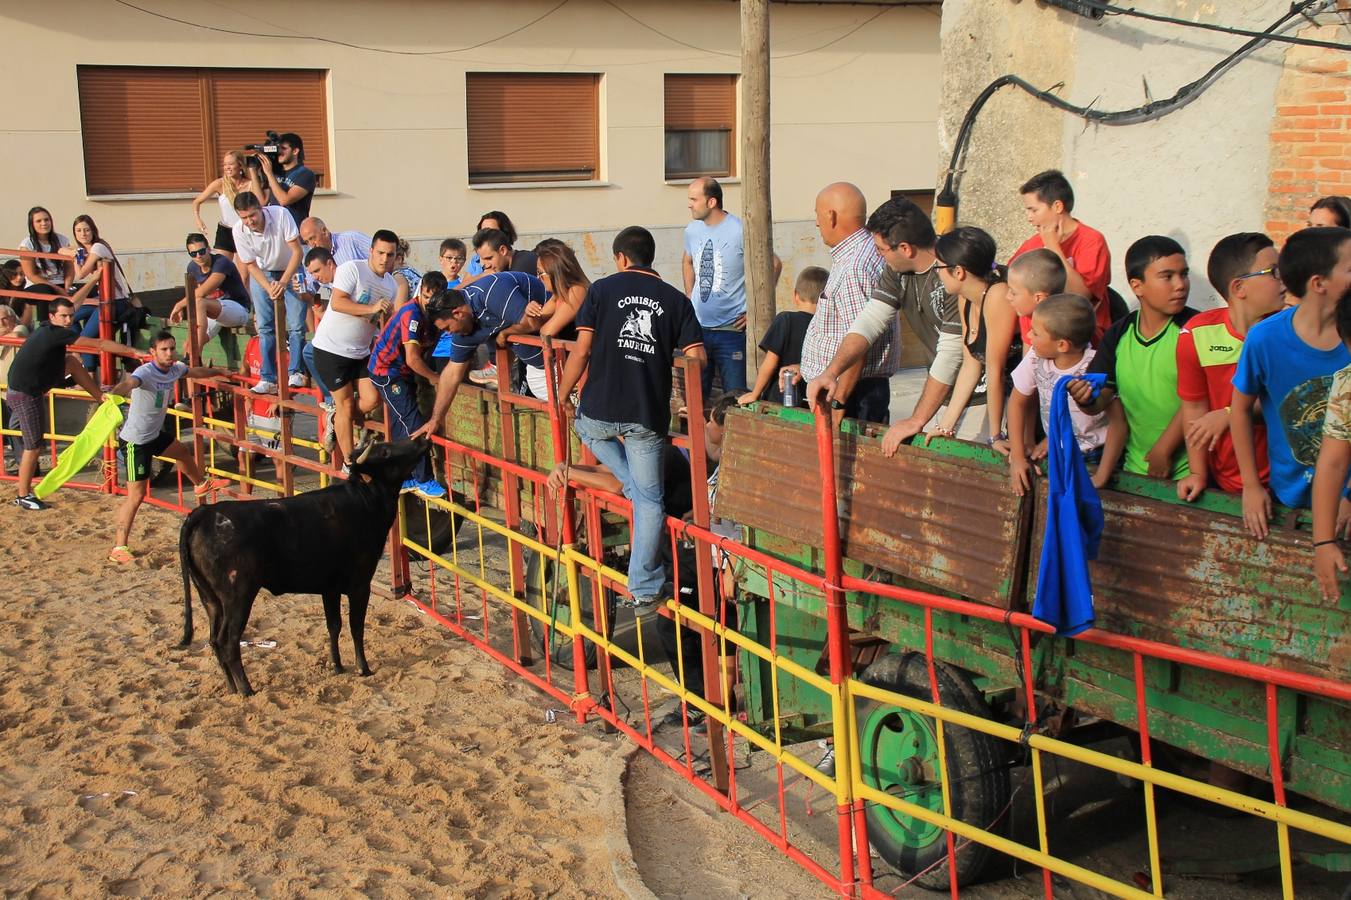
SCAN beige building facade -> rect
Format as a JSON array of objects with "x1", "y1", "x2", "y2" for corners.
[{"x1": 2, "y1": 0, "x2": 941, "y2": 299}]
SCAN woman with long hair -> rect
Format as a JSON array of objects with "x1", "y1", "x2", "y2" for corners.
[
  {"x1": 927, "y1": 226, "x2": 1019, "y2": 449},
  {"x1": 191, "y1": 149, "x2": 256, "y2": 261},
  {"x1": 530, "y1": 238, "x2": 590, "y2": 338},
  {"x1": 62, "y1": 214, "x2": 141, "y2": 369},
  {"x1": 17, "y1": 206, "x2": 74, "y2": 325}
]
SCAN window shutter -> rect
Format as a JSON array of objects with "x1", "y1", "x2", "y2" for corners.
[
  {"x1": 466, "y1": 74, "x2": 598, "y2": 183},
  {"x1": 665, "y1": 75, "x2": 736, "y2": 131},
  {"x1": 77, "y1": 66, "x2": 207, "y2": 194},
  {"x1": 210, "y1": 69, "x2": 330, "y2": 188}
]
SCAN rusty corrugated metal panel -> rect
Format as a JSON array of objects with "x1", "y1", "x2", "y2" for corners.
[
  {"x1": 1028, "y1": 490, "x2": 1351, "y2": 682},
  {"x1": 718, "y1": 408, "x2": 1031, "y2": 606}
]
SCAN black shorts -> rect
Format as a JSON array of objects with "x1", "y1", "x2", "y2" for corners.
[
  {"x1": 310, "y1": 346, "x2": 370, "y2": 391},
  {"x1": 213, "y1": 223, "x2": 237, "y2": 254},
  {"x1": 121, "y1": 430, "x2": 176, "y2": 483}
]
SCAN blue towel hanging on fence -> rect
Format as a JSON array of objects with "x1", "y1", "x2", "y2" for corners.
[{"x1": 1032, "y1": 374, "x2": 1106, "y2": 637}]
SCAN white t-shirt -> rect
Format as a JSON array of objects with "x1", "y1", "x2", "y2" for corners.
[
  {"x1": 232, "y1": 206, "x2": 299, "y2": 272},
  {"x1": 312, "y1": 260, "x2": 398, "y2": 359},
  {"x1": 19, "y1": 234, "x2": 71, "y2": 287},
  {"x1": 1011, "y1": 347, "x2": 1108, "y2": 454},
  {"x1": 120, "y1": 361, "x2": 188, "y2": 444},
  {"x1": 216, "y1": 193, "x2": 242, "y2": 228},
  {"x1": 88, "y1": 243, "x2": 130, "y2": 299}
]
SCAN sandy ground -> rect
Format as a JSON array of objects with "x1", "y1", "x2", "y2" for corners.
[{"x1": 0, "y1": 489, "x2": 639, "y2": 898}]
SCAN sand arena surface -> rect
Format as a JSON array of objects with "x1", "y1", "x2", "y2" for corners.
[{"x1": 0, "y1": 490, "x2": 635, "y2": 897}]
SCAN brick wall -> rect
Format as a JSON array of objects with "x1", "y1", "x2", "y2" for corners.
[{"x1": 1265, "y1": 17, "x2": 1351, "y2": 244}]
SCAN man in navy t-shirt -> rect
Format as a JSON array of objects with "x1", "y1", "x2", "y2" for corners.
[
  {"x1": 256, "y1": 132, "x2": 316, "y2": 229},
  {"x1": 555, "y1": 226, "x2": 706, "y2": 616},
  {"x1": 413, "y1": 271, "x2": 550, "y2": 436}
]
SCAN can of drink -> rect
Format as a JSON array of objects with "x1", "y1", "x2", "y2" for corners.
[
  {"x1": 781, "y1": 369, "x2": 798, "y2": 408},
  {"x1": 76, "y1": 247, "x2": 87, "y2": 266}
]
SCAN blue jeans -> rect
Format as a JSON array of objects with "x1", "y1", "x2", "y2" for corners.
[
  {"x1": 573, "y1": 414, "x2": 667, "y2": 600},
  {"x1": 301, "y1": 341, "x2": 331, "y2": 404},
  {"x1": 75, "y1": 299, "x2": 129, "y2": 370},
  {"x1": 370, "y1": 372, "x2": 430, "y2": 482},
  {"x1": 251, "y1": 274, "x2": 306, "y2": 384},
  {"x1": 700, "y1": 327, "x2": 748, "y2": 398}
]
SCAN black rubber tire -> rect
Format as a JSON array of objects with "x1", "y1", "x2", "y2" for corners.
[{"x1": 857, "y1": 653, "x2": 1011, "y2": 890}]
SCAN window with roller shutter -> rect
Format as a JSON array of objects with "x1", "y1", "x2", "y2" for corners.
[
  {"x1": 466, "y1": 73, "x2": 599, "y2": 184},
  {"x1": 77, "y1": 66, "x2": 329, "y2": 196},
  {"x1": 664, "y1": 74, "x2": 736, "y2": 180}
]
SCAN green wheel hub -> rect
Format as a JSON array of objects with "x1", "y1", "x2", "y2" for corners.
[{"x1": 859, "y1": 703, "x2": 945, "y2": 850}]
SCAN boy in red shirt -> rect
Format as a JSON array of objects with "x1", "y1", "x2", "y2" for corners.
[
  {"x1": 1174, "y1": 233, "x2": 1285, "y2": 501},
  {"x1": 1011, "y1": 169, "x2": 1112, "y2": 344}
]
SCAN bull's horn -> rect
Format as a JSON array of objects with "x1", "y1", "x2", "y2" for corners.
[{"x1": 355, "y1": 441, "x2": 375, "y2": 465}]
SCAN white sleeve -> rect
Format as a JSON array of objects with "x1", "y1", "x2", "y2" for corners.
[
  {"x1": 846, "y1": 297, "x2": 898, "y2": 346},
  {"x1": 92, "y1": 244, "x2": 114, "y2": 262},
  {"x1": 278, "y1": 208, "x2": 299, "y2": 242},
  {"x1": 1010, "y1": 352, "x2": 1037, "y2": 396},
  {"x1": 928, "y1": 329, "x2": 964, "y2": 386},
  {"x1": 332, "y1": 261, "x2": 360, "y2": 295},
  {"x1": 234, "y1": 226, "x2": 256, "y2": 265}
]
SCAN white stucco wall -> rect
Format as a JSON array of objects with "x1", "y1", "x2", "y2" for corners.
[{"x1": 939, "y1": 0, "x2": 1300, "y2": 308}]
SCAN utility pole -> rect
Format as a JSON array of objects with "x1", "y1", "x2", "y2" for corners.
[{"x1": 741, "y1": 0, "x2": 774, "y2": 383}]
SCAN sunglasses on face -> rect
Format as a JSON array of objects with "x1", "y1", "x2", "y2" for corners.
[
  {"x1": 188, "y1": 247, "x2": 211, "y2": 257},
  {"x1": 1237, "y1": 266, "x2": 1278, "y2": 280}
]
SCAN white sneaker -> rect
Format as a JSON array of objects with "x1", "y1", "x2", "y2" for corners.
[
  {"x1": 250, "y1": 380, "x2": 277, "y2": 395},
  {"x1": 288, "y1": 373, "x2": 307, "y2": 388}
]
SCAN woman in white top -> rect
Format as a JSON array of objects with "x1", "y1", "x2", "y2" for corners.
[
  {"x1": 17, "y1": 206, "x2": 73, "y2": 325},
  {"x1": 191, "y1": 149, "x2": 259, "y2": 261},
  {"x1": 61, "y1": 215, "x2": 142, "y2": 369}
]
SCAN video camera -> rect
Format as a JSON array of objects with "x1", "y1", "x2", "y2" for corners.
[{"x1": 244, "y1": 130, "x2": 282, "y2": 171}]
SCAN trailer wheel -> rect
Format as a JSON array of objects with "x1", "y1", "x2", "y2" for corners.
[
  {"x1": 522, "y1": 530, "x2": 617, "y2": 671},
  {"x1": 857, "y1": 653, "x2": 1010, "y2": 890}
]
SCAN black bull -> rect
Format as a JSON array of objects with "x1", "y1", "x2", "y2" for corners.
[{"x1": 176, "y1": 437, "x2": 429, "y2": 696}]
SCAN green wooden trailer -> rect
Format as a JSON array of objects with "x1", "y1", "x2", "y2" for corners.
[
  {"x1": 434, "y1": 385, "x2": 1349, "y2": 886},
  {"x1": 716, "y1": 403, "x2": 1350, "y2": 886}
]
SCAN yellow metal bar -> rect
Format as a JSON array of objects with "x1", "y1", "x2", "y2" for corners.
[
  {"x1": 1277, "y1": 822, "x2": 1294, "y2": 900},
  {"x1": 1142, "y1": 773, "x2": 1163, "y2": 897},
  {"x1": 852, "y1": 781, "x2": 1152, "y2": 900},
  {"x1": 848, "y1": 679, "x2": 1351, "y2": 842},
  {"x1": 404, "y1": 535, "x2": 579, "y2": 635}
]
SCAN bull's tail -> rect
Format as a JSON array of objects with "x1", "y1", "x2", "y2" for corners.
[{"x1": 176, "y1": 510, "x2": 200, "y2": 649}]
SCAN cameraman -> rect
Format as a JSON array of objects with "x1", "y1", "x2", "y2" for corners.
[{"x1": 254, "y1": 132, "x2": 315, "y2": 229}]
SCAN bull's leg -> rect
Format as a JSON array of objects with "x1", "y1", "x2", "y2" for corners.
[
  {"x1": 348, "y1": 586, "x2": 372, "y2": 677},
  {"x1": 322, "y1": 591, "x2": 345, "y2": 674},
  {"x1": 223, "y1": 609, "x2": 255, "y2": 698},
  {"x1": 201, "y1": 594, "x2": 238, "y2": 694}
]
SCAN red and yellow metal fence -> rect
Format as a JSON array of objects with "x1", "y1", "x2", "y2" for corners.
[{"x1": 2, "y1": 256, "x2": 1346, "y2": 897}]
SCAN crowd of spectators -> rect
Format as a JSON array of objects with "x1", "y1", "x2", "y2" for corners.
[{"x1": 5, "y1": 143, "x2": 1351, "y2": 607}]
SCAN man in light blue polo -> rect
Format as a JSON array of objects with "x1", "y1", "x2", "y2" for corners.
[{"x1": 681, "y1": 177, "x2": 780, "y2": 399}]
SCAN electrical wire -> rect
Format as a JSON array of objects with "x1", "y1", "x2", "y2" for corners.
[
  {"x1": 111, "y1": 0, "x2": 572, "y2": 56},
  {"x1": 598, "y1": 0, "x2": 896, "y2": 60},
  {"x1": 1086, "y1": 0, "x2": 1351, "y2": 53},
  {"x1": 939, "y1": 0, "x2": 1328, "y2": 208}
]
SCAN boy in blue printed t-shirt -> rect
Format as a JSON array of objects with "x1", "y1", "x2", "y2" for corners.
[{"x1": 1231, "y1": 226, "x2": 1351, "y2": 540}]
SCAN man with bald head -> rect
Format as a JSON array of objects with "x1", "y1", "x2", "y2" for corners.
[
  {"x1": 299, "y1": 217, "x2": 371, "y2": 266},
  {"x1": 799, "y1": 182, "x2": 891, "y2": 423},
  {"x1": 681, "y1": 176, "x2": 781, "y2": 399}
]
